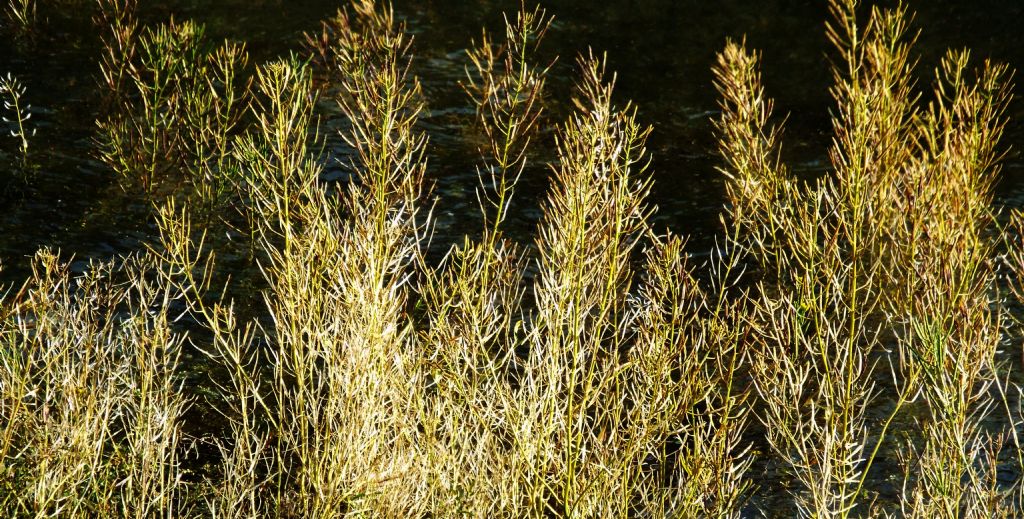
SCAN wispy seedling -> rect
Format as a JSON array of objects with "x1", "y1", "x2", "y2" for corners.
[{"x1": 0, "y1": 73, "x2": 33, "y2": 165}]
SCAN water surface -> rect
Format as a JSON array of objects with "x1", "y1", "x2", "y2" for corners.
[{"x1": 2, "y1": 1, "x2": 1021, "y2": 273}]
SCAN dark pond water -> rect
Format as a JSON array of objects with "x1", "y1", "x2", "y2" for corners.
[
  {"x1": 2, "y1": 0, "x2": 1023, "y2": 277},
  {"x1": 2, "y1": 0, "x2": 1023, "y2": 515}
]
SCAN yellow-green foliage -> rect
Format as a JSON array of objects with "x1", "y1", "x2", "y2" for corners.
[
  {"x1": 0, "y1": 252, "x2": 186, "y2": 517},
  {"x1": 1, "y1": 0, "x2": 1020, "y2": 517},
  {"x1": 715, "y1": 0, "x2": 1015, "y2": 517}
]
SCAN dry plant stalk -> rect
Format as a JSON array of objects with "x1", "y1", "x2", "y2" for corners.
[
  {"x1": 488, "y1": 52, "x2": 747, "y2": 516},
  {"x1": 717, "y1": 36, "x2": 870, "y2": 517},
  {"x1": 183, "y1": 41, "x2": 252, "y2": 207},
  {"x1": 416, "y1": 5, "x2": 545, "y2": 513},
  {"x1": 180, "y1": 1, "x2": 429, "y2": 516},
  {"x1": 417, "y1": 6, "x2": 752, "y2": 514},
  {"x1": 521, "y1": 56, "x2": 654, "y2": 514},
  {"x1": 154, "y1": 200, "x2": 268, "y2": 519},
  {"x1": 462, "y1": 4, "x2": 553, "y2": 235},
  {"x1": 97, "y1": 18, "x2": 207, "y2": 192}
]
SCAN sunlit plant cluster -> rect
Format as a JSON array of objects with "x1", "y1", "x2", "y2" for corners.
[{"x1": 1, "y1": 0, "x2": 1022, "y2": 517}]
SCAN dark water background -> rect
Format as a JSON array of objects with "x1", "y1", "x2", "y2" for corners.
[
  {"x1": 2, "y1": 0, "x2": 1023, "y2": 277},
  {"x1": 2, "y1": 1, "x2": 1023, "y2": 515}
]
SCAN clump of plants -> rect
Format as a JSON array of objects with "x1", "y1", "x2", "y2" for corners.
[
  {"x1": 96, "y1": 6, "x2": 250, "y2": 204},
  {"x1": 1, "y1": 0, "x2": 1022, "y2": 517},
  {"x1": 715, "y1": 0, "x2": 1017, "y2": 516},
  {"x1": 0, "y1": 251, "x2": 188, "y2": 516}
]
